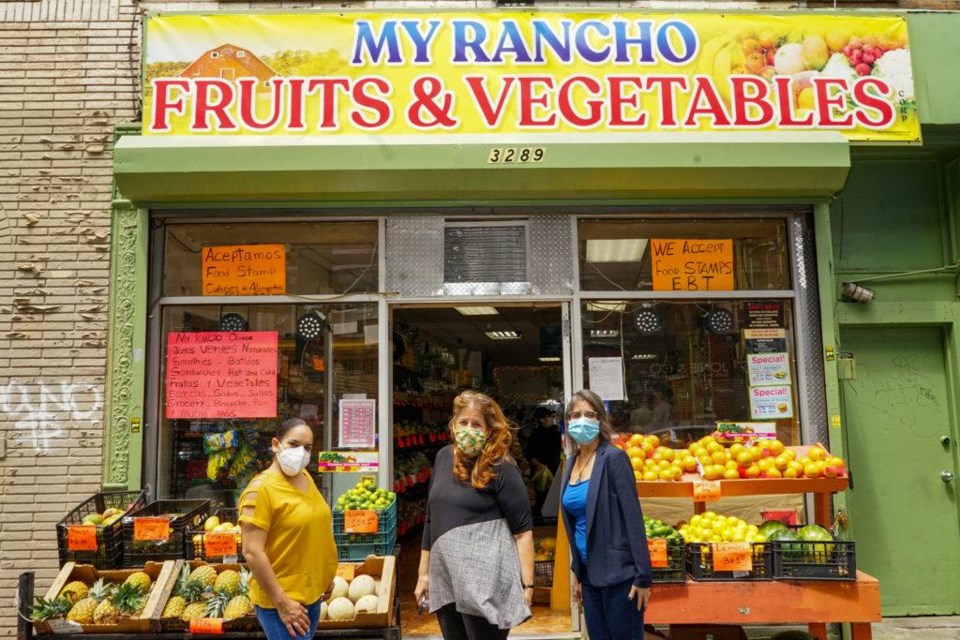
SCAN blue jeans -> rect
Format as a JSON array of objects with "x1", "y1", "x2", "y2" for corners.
[
  {"x1": 581, "y1": 576, "x2": 644, "y2": 640},
  {"x1": 254, "y1": 600, "x2": 321, "y2": 640}
]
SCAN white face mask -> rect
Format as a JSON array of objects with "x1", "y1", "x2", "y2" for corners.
[{"x1": 277, "y1": 444, "x2": 311, "y2": 476}]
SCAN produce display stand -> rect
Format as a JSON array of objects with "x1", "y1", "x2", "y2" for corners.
[
  {"x1": 638, "y1": 470, "x2": 882, "y2": 640},
  {"x1": 17, "y1": 572, "x2": 402, "y2": 640}
]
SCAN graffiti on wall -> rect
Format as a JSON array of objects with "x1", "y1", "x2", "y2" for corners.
[{"x1": 0, "y1": 381, "x2": 103, "y2": 454}]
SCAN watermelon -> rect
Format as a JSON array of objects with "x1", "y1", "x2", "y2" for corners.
[
  {"x1": 768, "y1": 528, "x2": 802, "y2": 559},
  {"x1": 797, "y1": 524, "x2": 835, "y2": 558},
  {"x1": 759, "y1": 519, "x2": 789, "y2": 539}
]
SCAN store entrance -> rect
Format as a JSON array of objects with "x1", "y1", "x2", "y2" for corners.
[{"x1": 391, "y1": 303, "x2": 576, "y2": 638}]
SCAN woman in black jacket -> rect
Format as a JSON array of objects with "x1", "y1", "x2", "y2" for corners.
[{"x1": 560, "y1": 389, "x2": 653, "y2": 640}]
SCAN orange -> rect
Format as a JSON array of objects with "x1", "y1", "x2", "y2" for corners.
[
  {"x1": 630, "y1": 457, "x2": 643, "y2": 471},
  {"x1": 634, "y1": 470, "x2": 644, "y2": 481},
  {"x1": 723, "y1": 468, "x2": 740, "y2": 480},
  {"x1": 773, "y1": 455, "x2": 790, "y2": 471},
  {"x1": 627, "y1": 446, "x2": 644, "y2": 460},
  {"x1": 711, "y1": 450, "x2": 729, "y2": 465},
  {"x1": 682, "y1": 456, "x2": 699, "y2": 473},
  {"x1": 736, "y1": 452, "x2": 753, "y2": 467},
  {"x1": 756, "y1": 458, "x2": 773, "y2": 473},
  {"x1": 725, "y1": 460, "x2": 739, "y2": 471},
  {"x1": 784, "y1": 449, "x2": 797, "y2": 461},
  {"x1": 645, "y1": 459, "x2": 657, "y2": 469},
  {"x1": 658, "y1": 460, "x2": 671, "y2": 470},
  {"x1": 765, "y1": 467, "x2": 783, "y2": 479},
  {"x1": 706, "y1": 441, "x2": 724, "y2": 454},
  {"x1": 712, "y1": 465, "x2": 727, "y2": 478},
  {"x1": 808, "y1": 446, "x2": 827, "y2": 462},
  {"x1": 747, "y1": 446, "x2": 763, "y2": 462},
  {"x1": 643, "y1": 470, "x2": 659, "y2": 482},
  {"x1": 729, "y1": 443, "x2": 746, "y2": 458},
  {"x1": 647, "y1": 435, "x2": 660, "y2": 448},
  {"x1": 803, "y1": 463, "x2": 820, "y2": 479},
  {"x1": 745, "y1": 465, "x2": 761, "y2": 479},
  {"x1": 703, "y1": 466, "x2": 721, "y2": 481},
  {"x1": 768, "y1": 440, "x2": 785, "y2": 456},
  {"x1": 642, "y1": 441, "x2": 655, "y2": 455},
  {"x1": 629, "y1": 434, "x2": 645, "y2": 447},
  {"x1": 658, "y1": 468, "x2": 675, "y2": 481},
  {"x1": 784, "y1": 467, "x2": 800, "y2": 479},
  {"x1": 660, "y1": 447, "x2": 675, "y2": 462}
]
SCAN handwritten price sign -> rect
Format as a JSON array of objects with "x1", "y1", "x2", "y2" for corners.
[
  {"x1": 712, "y1": 542, "x2": 753, "y2": 572},
  {"x1": 189, "y1": 618, "x2": 224, "y2": 634},
  {"x1": 133, "y1": 517, "x2": 171, "y2": 542},
  {"x1": 336, "y1": 564, "x2": 357, "y2": 581},
  {"x1": 693, "y1": 479, "x2": 721, "y2": 502},
  {"x1": 344, "y1": 510, "x2": 379, "y2": 534},
  {"x1": 204, "y1": 532, "x2": 239, "y2": 558},
  {"x1": 647, "y1": 539, "x2": 669, "y2": 569},
  {"x1": 66, "y1": 525, "x2": 98, "y2": 552}
]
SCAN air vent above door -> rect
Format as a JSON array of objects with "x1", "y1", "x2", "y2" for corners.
[{"x1": 444, "y1": 223, "x2": 528, "y2": 284}]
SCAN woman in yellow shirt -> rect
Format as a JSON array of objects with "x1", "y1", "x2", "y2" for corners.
[{"x1": 240, "y1": 418, "x2": 338, "y2": 639}]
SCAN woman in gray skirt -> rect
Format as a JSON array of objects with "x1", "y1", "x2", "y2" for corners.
[{"x1": 414, "y1": 390, "x2": 535, "y2": 640}]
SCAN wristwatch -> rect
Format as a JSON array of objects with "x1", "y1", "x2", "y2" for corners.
[{"x1": 522, "y1": 582, "x2": 534, "y2": 589}]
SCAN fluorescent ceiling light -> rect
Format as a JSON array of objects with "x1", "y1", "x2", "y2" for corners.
[
  {"x1": 590, "y1": 329, "x2": 619, "y2": 338},
  {"x1": 456, "y1": 306, "x2": 499, "y2": 316},
  {"x1": 485, "y1": 330, "x2": 521, "y2": 340},
  {"x1": 586, "y1": 239, "x2": 648, "y2": 262},
  {"x1": 587, "y1": 301, "x2": 627, "y2": 312},
  {"x1": 539, "y1": 356, "x2": 562, "y2": 362}
]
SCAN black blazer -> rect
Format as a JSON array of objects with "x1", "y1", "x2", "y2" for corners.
[{"x1": 560, "y1": 440, "x2": 653, "y2": 588}]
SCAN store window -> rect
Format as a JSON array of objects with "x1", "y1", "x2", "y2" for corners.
[
  {"x1": 162, "y1": 221, "x2": 378, "y2": 296},
  {"x1": 579, "y1": 217, "x2": 799, "y2": 446},
  {"x1": 151, "y1": 219, "x2": 382, "y2": 503}
]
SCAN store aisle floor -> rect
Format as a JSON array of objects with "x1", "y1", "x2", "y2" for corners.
[{"x1": 397, "y1": 531, "x2": 575, "y2": 637}]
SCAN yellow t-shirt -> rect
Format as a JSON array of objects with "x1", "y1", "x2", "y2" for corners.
[{"x1": 238, "y1": 470, "x2": 338, "y2": 609}]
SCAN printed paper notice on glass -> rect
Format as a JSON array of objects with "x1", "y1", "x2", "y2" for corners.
[
  {"x1": 588, "y1": 357, "x2": 625, "y2": 402},
  {"x1": 749, "y1": 385, "x2": 794, "y2": 420},
  {"x1": 747, "y1": 352, "x2": 791, "y2": 386},
  {"x1": 339, "y1": 399, "x2": 377, "y2": 449}
]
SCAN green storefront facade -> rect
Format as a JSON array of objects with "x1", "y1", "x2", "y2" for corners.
[{"x1": 106, "y1": 8, "x2": 960, "y2": 619}]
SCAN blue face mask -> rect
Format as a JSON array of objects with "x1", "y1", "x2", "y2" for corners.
[{"x1": 568, "y1": 418, "x2": 600, "y2": 445}]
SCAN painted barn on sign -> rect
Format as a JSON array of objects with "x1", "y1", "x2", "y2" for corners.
[{"x1": 179, "y1": 44, "x2": 276, "y2": 88}]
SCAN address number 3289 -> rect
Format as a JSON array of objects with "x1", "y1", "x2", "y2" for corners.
[{"x1": 487, "y1": 148, "x2": 545, "y2": 164}]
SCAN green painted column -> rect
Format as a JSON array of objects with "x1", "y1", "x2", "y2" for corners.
[
  {"x1": 102, "y1": 196, "x2": 149, "y2": 490},
  {"x1": 814, "y1": 202, "x2": 847, "y2": 517}
]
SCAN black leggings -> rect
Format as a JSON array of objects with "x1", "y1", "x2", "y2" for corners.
[{"x1": 436, "y1": 603, "x2": 509, "y2": 640}]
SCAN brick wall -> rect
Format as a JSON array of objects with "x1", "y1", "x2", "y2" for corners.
[{"x1": 0, "y1": 0, "x2": 953, "y2": 633}]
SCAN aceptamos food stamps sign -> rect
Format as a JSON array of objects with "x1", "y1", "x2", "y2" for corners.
[{"x1": 143, "y1": 12, "x2": 918, "y2": 142}]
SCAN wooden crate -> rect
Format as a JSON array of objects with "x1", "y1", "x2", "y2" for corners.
[
  {"x1": 35, "y1": 560, "x2": 177, "y2": 635},
  {"x1": 319, "y1": 555, "x2": 397, "y2": 629},
  {"x1": 156, "y1": 560, "x2": 259, "y2": 632}
]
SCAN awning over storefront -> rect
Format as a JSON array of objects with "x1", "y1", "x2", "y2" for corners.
[{"x1": 113, "y1": 132, "x2": 849, "y2": 206}]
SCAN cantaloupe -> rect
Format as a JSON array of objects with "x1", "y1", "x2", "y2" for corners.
[
  {"x1": 354, "y1": 594, "x2": 379, "y2": 614},
  {"x1": 347, "y1": 574, "x2": 376, "y2": 603},
  {"x1": 319, "y1": 602, "x2": 328, "y2": 621},
  {"x1": 327, "y1": 597, "x2": 355, "y2": 621}
]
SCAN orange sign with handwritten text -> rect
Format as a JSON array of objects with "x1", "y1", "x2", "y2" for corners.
[
  {"x1": 336, "y1": 565, "x2": 356, "y2": 581},
  {"x1": 201, "y1": 244, "x2": 286, "y2": 296},
  {"x1": 647, "y1": 539, "x2": 668, "y2": 569},
  {"x1": 204, "y1": 532, "x2": 239, "y2": 558},
  {"x1": 66, "y1": 525, "x2": 98, "y2": 552},
  {"x1": 651, "y1": 239, "x2": 734, "y2": 292},
  {"x1": 133, "y1": 517, "x2": 171, "y2": 542},
  {"x1": 190, "y1": 618, "x2": 224, "y2": 634},
  {"x1": 344, "y1": 510, "x2": 379, "y2": 534},
  {"x1": 712, "y1": 542, "x2": 753, "y2": 572}
]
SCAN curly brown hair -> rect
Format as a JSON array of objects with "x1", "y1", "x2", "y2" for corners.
[{"x1": 449, "y1": 390, "x2": 515, "y2": 489}]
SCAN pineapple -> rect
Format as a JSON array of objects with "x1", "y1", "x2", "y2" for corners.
[
  {"x1": 58, "y1": 581, "x2": 89, "y2": 604},
  {"x1": 31, "y1": 596, "x2": 72, "y2": 622},
  {"x1": 213, "y1": 569, "x2": 240, "y2": 597},
  {"x1": 94, "y1": 582, "x2": 145, "y2": 624},
  {"x1": 161, "y1": 596, "x2": 186, "y2": 620},
  {"x1": 224, "y1": 595, "x2": 252, "y2": 620},
  {"x1": 181, "y1": 601, "x2": 207, "y2": 622},
  {"x1": 68, "y1": 579, "x2": 111, "y2": 625},
  {"x1": 123, "y1": 571, "x2": 152, "y2": 593},
  {"x1": 205, "y1": 592, "x2": 229, "y2": 619},
  {"x1": 190, "y1": 565, "x2": 218, "y2": 589}
]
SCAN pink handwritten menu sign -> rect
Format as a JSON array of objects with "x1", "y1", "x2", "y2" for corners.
[
  {"x1": 339, "y1": 399, "x2": 377, "y2": 448},
  {"x1": 165, "y1": 331, "x2": 278, "y2": 419}
]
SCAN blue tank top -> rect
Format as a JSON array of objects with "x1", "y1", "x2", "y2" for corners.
[{"x1": 562, "y1": 480, "x2": 590, "y2": 566}]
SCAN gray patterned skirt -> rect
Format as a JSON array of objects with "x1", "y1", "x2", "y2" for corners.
[{"x1": 428, "y1": 518, "x2": 532, "y2": 630}]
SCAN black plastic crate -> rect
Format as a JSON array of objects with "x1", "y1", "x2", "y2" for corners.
[
  {"x1": 56, "y1": 490, "x2": 147, "y2": 569},
  {"x1": 534, "y1": 560, "x2": 554, "y2": 588},
  {"x1": 686, "y1": 542, "x2": 773, "y2": 581},
  {"x1": 772, "y1": 540, "x2": 856, "y2": 581},
  {"x1": 185, "y1": 507, "x2": 242, "y2": 562},
  {"x1": 651, "y1": 539, "x2": 686, "y2": 583},
  {"x1": 122, "y1": 499, "x2": 210, "y2": 566}
]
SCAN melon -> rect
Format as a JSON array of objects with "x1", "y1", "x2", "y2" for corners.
[
  {"x1": 797, "y1": 524, "x2": 835, "y2": 557},
  {"x1": 327, "y1": 597, "x2": 355, "y2": 621},
  {"x1": 354, "y1": 594, "x2": 379, "y2": 614},
  {"x1": 319, "y1": 602, "x2": 328, "y2": 621},
  {"x1": 758, "y1": 520, "x2": 788, "y2": 539},
  {"x1": 768, "y1": 528, "x2": 802, "y2": 559},
  {"x1": 330, "y1": 576, "x2": 349, "y2": 600},
  {"x1": 348, "y1": 574, "x2": 376, "y2": 603}
]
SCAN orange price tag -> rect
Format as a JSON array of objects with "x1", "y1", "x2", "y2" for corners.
[
  {"x1": 190, "y1": 617, "x2": 224, "y2": 634},
  {"x1": 66, "y1": 525, "x2": 98, "y2": 552},
  {"x1": 133, "y1": 517, "x2": 170, "y2": 542},
  {"x1": 344, "y1": 510, "x2": 378, "y2": 534},
  {"x1": 712, "y1": 542, "x2": 753, "y2": 572},
  {"x1": 336, "y1": 564, "x2": 356, "y2": 581},
  {"x1": 204, "y1": 532, "x2": 238, "y2": 558},
  {"x1": 647, "y1": 538, "x2": 668, "y2": 569},
  {"x1": 693, "y1": 479, "x2": 722, "y2": 502}
]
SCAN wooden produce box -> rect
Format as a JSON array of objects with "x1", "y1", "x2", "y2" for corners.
[
  {"x1": 319, "y1": 555, "x2": 397, "y2": 630},
  {"x1": 35, "y1": 560, "x2": 177, "y2": 635},
  {"x1": 156, "y1": 560, "x2": 259, "y2": 632}
]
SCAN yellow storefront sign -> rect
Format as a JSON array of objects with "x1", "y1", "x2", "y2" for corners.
[{"x1": 143, "y1": 12, "x2": 918, "y2": 142}]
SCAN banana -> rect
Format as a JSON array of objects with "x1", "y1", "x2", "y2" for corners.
[
  {"x1": 712, "y1": 42, "x2": 737, "y2": 103},
  {"x1": 698, "y1": 37, "x2": 731, "y2": 77}
]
